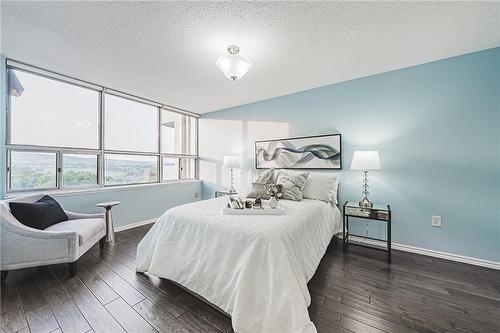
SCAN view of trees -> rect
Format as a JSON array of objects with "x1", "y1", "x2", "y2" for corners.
[{"x1": 10, "y1": 153, "x2": 158, "y2": 189}]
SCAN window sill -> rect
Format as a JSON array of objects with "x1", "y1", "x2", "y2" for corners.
[{"x1": 4, "y1": 179, "x2": 200, "y2": 199}]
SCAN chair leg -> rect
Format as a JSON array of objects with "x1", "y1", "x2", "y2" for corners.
[
  {"x1": 100, "y1": 237, "x2": 105, "y2": 249},
  {"x1": 69, "y1": 261, "x2": 77, "y2": 277},
  {"x1": 1, "y1": 271, "x2": 8, "y2": 282}
]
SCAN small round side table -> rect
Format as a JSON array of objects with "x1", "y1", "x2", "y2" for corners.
[{"x1": 96, "y1": 201, "x2": 120, "y2": 243}]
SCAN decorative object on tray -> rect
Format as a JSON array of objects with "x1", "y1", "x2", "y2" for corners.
[
  {"x1": 223, "y1": 155, "x2": 240, "y2": 194},
  {"x1": 227, "y1": 196, "x2": 244, "y2": 209},
  {"x1": 350, "y1": 151, "x2": 381, "y2": 208},
  {"x1": 276, "y1": 171, "x2": 309, "y2": 201},
  {"x1": 223, "y1": 199, "x2": 286, "y2": 215},
  {"x1": 255, "y1": 134, "x2": 342, "y2": 169},
  {"x1": 266, "y1": 183, "x2": 283, "y2": 209},
  {"x1": 253, "y1": 198, "x2": 262, "y2": 209}
]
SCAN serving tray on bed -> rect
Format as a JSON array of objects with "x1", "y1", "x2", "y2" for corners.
[{"x1": 222, "y1": 205, "x2": 286, "y2": 215}]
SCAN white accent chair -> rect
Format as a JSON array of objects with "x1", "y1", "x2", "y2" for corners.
[{"x1": 0, "y1": 194, "x2": 106, "y2": 281}]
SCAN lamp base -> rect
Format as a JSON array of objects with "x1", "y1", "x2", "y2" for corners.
[{"x1": 359, "y1": 196, "x2": 373, "y2": 208}]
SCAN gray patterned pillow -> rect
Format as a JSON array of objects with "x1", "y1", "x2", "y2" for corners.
[
  {"x1": 246, "y1": 183, "x2": 270, "y2": 200},
  {"x1": 253, "y1": 168, "x2": 274, "y2": 184},
  {"x1": 246, "y1": 168, "x2": 275, "y2": 199},
  {"x1": 276, "y1": 171, "x2": 309, "y2": 201}
]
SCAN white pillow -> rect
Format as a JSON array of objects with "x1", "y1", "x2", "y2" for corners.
[{"x1": 302, "y1": 172, "x2": 340, "y2": 204}]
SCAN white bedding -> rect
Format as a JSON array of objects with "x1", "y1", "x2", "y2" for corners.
[{"x1": 136, "y1": 197, "x2": 342, "y2": 333}]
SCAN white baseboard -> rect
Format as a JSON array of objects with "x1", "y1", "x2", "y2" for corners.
[
  {"x1": 115, "y1": 218, "x2": 158, "y2": 233},
  {"x1": 392, "y1": 242, "x2": 500, "y2": 270},
  {"x1": 347, "y1": 235, "x2": 500, "y2": 270}
]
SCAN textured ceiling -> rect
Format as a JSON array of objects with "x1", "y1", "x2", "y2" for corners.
[{"x1": 2, "y1": 1, "x2": 500, "y2": 114}]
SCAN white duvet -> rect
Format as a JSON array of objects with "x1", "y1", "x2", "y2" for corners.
[{"x1": 136, "y1": 197, "x2": 342, "y2": 333}]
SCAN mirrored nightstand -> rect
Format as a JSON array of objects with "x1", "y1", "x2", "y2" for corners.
[
  {"x1": 215, "y1": 191, "x2": 237, "y2": 198},
  {"x1": 342, "y1": 201, "x2": 392, "y2": 263}
]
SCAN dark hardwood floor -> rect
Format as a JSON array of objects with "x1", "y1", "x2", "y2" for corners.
[{"x1": 2, "y1": 224, "x2": 499, "y2": 333}]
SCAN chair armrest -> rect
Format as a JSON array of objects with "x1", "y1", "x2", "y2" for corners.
[
  {"x1": 65, "y1": 210, "x2": 105, "y2": 220},
  {"x1": 1, "y1": 215, "x2": 80, "y2": 269},
  {"x1": 1, "y1": 216, "x2": 77, "y2": 240}
]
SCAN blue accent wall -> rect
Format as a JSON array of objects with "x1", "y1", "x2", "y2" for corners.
[{"x1": 200, "y1": 48, "x2": 500, "y2": 262}]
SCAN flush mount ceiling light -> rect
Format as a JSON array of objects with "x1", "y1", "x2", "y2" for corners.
[{"x1": 216, "y1": 45, "x2": 253, "y2": 81}]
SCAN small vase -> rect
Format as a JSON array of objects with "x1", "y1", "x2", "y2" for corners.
[{"x1": 269, "y1": 196, "x2": 278, "y2": 209}]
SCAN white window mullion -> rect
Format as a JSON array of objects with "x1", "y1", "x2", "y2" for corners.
[{"x1": 99, "y1": 90, "x2": 105, "y2": 188}]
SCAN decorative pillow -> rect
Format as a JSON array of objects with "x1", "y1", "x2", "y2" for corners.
[
  {"x1": 253, "y1": 168, "x2": 274, "y2": 184},
  {"x1": 276, "y1": 171, "x2": 309, "y2": 201},
  {"x1": 246, "y1": 183, "x2": 270, "y2": 200},
  {"x1": 302, "y1": 172, "x2": 340, "y2": 204},
  {"x1": 9, "y1": 195, "x2": 68, "y2": 230},
  {"x1": 246, "y1": 168, "x2": 275, "y2": 199}
]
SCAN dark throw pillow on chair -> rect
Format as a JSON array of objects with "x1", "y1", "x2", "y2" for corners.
[{"x1": 9, "y1": 195, "x2": 69, "y2": 230}]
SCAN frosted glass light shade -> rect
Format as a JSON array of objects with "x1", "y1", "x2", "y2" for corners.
[
  {"x1": 223, "y1": 155, "x2": 240, "y2": 169},
  {"x1": 351, "y1": 151, "x2": 381, "y2": 170},
  {"x1": 216, "y1": 46, "x2": 253, "y2": 81}
]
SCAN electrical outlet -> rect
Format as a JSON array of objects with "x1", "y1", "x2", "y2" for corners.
[{"x1": 432, "y1": 215, "x2": 442, "y2": 227}]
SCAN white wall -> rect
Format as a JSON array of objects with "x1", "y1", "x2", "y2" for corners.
[{"x1": 199, "y1": 118, "x2": 290, "y2": 199}]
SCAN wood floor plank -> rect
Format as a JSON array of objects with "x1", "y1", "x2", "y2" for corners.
[
  {"x1": 14, "y1": 327, "x2": 30, "y2": 333},
  {"x1": 76, "y1": 259, "x2": 120, "y2": 305},
  {"x1": 105, "y1": 298, "x2": 157, "y2": 333},
  {"x1": 50, "y1": 265, "x2": 125, "y2": 333},
  {"x1": 1, "y1": 273, "x2": 28, "y2": 333},
  {"x1": 188, "y1": 301, "x2": 232, "y2": 333},
  {"x1": 16, "y1": 272, "x2": 59, "y2": 333},
  {"x1": 81, "y1": 256, "x2": 146, "y2": 306},
  {"x1": 323, "y1": 296, "x2": 418, "y2": 333},
  {"x1": 176, "y1": 310, "x2": 222, "y2": 333},
  {"x1": 133, "y1": 299, "x2": 189, "y2": 333},
  {"x1": 339, "y1": 315, "x2": 388, "y2": 333},
  {"x1": 33, "y1": 267, "x2": 91, "y2": 333},
  {"x1": 88, "y1": 250, "x2": 188, "y2": 319}
]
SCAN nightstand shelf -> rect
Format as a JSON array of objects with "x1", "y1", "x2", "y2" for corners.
[
  {"x1": 215, "y1": 191, "x2": 237, "y2": 198},
  {"x1": 342, "y1": 201, "x2": 392, "y2": 263}
]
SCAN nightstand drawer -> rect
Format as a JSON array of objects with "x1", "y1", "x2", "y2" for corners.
[{"x1": 345, "y1": 206, "x2": 390, "y2": 220}]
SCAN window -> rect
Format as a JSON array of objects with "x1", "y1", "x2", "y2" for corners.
[
  {"x1": 180, "y1": 158, "x2": 196, "y2": 179},
  {"x1": 162, "y1": 157, "x2": 179, "y2": 181},
  {"x1": 8, "y1": 69, "x2": 99, "y2": 149},
  {"x1": 9, "y1": 151, "x2": 57, "y2": 190},
  {"x1": 161, "y1": 109, "x2": 197, "y2": 155},
  {"x1": 5, "y1": 60, "x2": 199, "y2": 193},
  {"x1": 104, "y1": 154, "x2": 158, "y2": 186},
  {"x1": 105, "y1": 94, "x2": 159, "y2": 152},
  {"x1": 62, "y1": 154, "x2": 98, "y2": 188}
]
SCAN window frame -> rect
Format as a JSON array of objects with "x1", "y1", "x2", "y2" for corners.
[{"x1": 4, "y1": 59, "x2": 199, "y2": 194}]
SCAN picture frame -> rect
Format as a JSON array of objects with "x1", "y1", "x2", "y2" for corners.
[{"x1": 255, "y1": 133, "x2": 342, "y2": 170}]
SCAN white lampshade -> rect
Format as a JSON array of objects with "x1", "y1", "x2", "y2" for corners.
[
  {"x1": 351, "y1": 151, "x2": 381, "y2": 170},
  {"x1": 223, "y1": 156, "x2": 240, "y2": 169},
  {"x1": 216, "y1": 45, "x2": 253, "y2": 81}
]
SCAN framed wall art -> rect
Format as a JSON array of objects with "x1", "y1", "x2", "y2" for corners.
[{"x1": 255, "y1": 133, "x2": 342, "y2": 169}]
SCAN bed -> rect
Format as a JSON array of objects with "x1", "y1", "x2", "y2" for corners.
[{"x1": 136, "y1": 196, "x2": 342, "y2": 333}]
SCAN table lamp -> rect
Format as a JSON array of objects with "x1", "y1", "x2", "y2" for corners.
[
  {"x1": 223, "y1": 156, "x2": 240, "y2": 194},
  {"x1": 351, "y1": 151, "x2": 381, "y2": 208}
]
